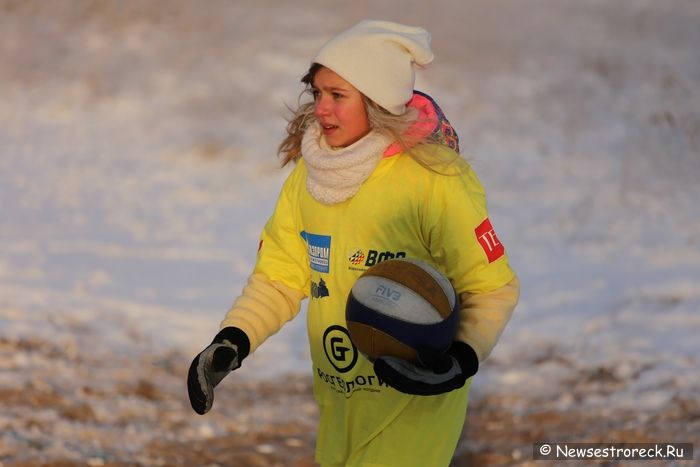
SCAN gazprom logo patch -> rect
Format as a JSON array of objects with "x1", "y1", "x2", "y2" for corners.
[{"x1": 301, "y1": 231, "x2": 331, "y2": 273}]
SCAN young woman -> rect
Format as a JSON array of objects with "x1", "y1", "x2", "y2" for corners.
[{"x1": 188, "y1": 20, "x2": 520, "y2": 466}]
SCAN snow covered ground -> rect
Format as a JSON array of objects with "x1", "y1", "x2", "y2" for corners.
[{"x1": 1, "y1": 0, "x2": 698, "y2": 465}]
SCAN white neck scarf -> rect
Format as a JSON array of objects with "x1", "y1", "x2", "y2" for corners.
[{"x1": 301, "y1": 123, "x2": 392, "y2": 205}]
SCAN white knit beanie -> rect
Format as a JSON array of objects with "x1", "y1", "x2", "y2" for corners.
[{"x1": 313, "y1": 19, "x2": 434, "y2": 115}]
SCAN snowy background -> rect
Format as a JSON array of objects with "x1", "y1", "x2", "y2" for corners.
[{"x1": 1, "y1": 0, "x2": 698, "y2": 465}]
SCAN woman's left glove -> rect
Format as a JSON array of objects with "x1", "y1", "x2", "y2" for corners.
[{"x1": 373, "y1": 341, "x2": 479, "y2": 396}]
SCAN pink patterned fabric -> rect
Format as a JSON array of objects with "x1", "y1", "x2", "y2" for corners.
[{"x1": 383, "y1": 90, "x2": 460, "y2": 157}]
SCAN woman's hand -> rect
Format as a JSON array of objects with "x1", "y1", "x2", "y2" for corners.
[
  {"x1": 187, "y1": 327, "x2": 250, "y2": 414},
  {"x1": 373, "y1": 341, "x2": 479, "y2": 396}
]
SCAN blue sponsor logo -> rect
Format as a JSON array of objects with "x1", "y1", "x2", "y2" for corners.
[{"x1": 300, "y1": 231, "x2": 331, "y2": 273}]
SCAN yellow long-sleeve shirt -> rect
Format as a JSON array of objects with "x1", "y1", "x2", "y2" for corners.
[{"x1": 222, "y1": 145, "x2": 518, "y2": 466}]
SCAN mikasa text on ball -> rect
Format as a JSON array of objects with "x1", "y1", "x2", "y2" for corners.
[{"x1": 345, "y1": 258, "x2": 459, "y2": 363}]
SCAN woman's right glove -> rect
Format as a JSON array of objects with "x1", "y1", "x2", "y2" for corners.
[{"x1": 187, "y1": 327, "x2": 250, "y2": 415}]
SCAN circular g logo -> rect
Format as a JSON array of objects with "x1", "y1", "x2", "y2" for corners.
[{"x1": 323, "y1": 325, "x2": 358, "y2": 373}]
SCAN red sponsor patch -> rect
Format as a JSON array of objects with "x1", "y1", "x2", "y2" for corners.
[{"x1": 475, "y1": 218, "x2": 505, "y2": 263}]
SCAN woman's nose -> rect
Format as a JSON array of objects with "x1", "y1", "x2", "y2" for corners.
[{"x1": 315, "y1": 96, "x2": 331, "y2": 117}]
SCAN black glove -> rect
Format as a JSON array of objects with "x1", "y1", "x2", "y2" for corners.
[
  {"x1": 373, "y1": 341, "x2": 479, "y2": 396},
  {"x1": 187, "y1": 327, "x2": 250, "y2": 415}
]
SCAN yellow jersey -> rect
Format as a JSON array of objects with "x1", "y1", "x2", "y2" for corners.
[{"x1": 247, "y1": 146, "x2": 515, "y2": 466}]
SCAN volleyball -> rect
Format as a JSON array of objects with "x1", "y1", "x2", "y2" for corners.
[{"x1": 345, "y1": 258, "x2": 459, "y2": 363}]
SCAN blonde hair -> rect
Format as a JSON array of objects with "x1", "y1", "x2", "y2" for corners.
[{"x1": 278, "y1": 64, "x2": 464, "y2": 173}]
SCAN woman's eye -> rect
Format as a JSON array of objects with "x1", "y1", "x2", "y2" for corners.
[
  {"x1": 311, "y1": 89, "x2": 320, "y2": 99},
  {"x1": 332, "y1": 92, "x2": 343, "y2": 99}
]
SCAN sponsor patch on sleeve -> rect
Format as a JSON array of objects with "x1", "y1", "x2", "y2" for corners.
[{"x1": 475, "y1": 218, "x2": 505, "y2": 263}]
